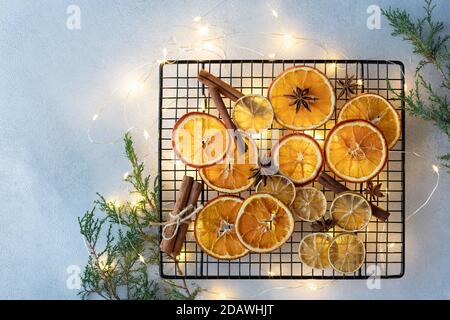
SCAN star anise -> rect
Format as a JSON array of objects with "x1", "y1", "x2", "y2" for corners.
[
  {"x1": 311, "y1": 218, "x2": 337, "y2": 232},
  {"x1": 249, "y1": 156, "x2": 277, "y2": 186},
  {"x1": 337, "y1": 75, "x2": 360, "y2": 99},
  {"x1": 284, "y1": 87, "x2": 318, "y2": 113},
  {"x1": 364, "y1": 181, "x2": 385, "y2": 202}
]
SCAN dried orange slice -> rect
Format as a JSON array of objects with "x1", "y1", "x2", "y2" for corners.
[
  {"x1": 255, "y1": 174, "x2": 296, "y2": 206},
  {"x1": 172, "y1": 112, "x2": 229, "y2": 168},
  {"x1": 194, "y1": 196, "x2": 249, "y2": 260},
  {"x1": 268, "y1": 66, "x2": 335, "y2": 130},
  {"x1": 338, "y1": 93, "x2": 401, "y2": 149},
  {"x1": 328, "y1": 233, "x2": 365, "y2": 274},
  {"x1": 330, "y1": 192, "x2": 372, "y2": 231},
  {"x1": 199, "y1": 134, "x2": 258, "y2": 193},
  {"x1": 292, "y1": 187, "x2": 327, "y2": 222},
  {"x1": 236, "y1": 193, "x2": 294, "y2": 253},
  {"x1": 324, "y1": 120, "x2": 388, "y2": 183},
  {"x1": 233, "y1": 94, "x2": 274, "y2": 133},
  {"x1": 272, "y1": 133, "x2": 323, "y2": 185},
  {"x1": 299, "y1": 233, "x2": 332, "y2": 269}
]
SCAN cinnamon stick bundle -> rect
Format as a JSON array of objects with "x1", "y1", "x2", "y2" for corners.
[
  {"x1": 317, "y1": 172, "x2": 390, "y2": 221},
  {"x1": 160, "y1": 176, "x2": 203, "y2": 257},
  {"x1": 160, "y1": 175, "x2": 193, "y2": 254},
  {"x1": 171, "y1": 181, "x2": 203, "y2": 257}
]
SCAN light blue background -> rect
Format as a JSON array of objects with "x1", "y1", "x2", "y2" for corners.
[{"x1": 1, "y1": 0, "x2": 449, "y2": 299}]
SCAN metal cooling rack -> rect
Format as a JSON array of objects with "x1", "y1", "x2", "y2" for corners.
[{"x1": 158, "y1": 60, "x2": 405, "y2": 279}]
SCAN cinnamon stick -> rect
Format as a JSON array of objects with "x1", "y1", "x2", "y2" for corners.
[
  {"x1": 209, "y1": 86, "x2": 247, "y2": 154},
  {"x1": 160, "y1": 175, "x2": 194, "y2": 254},
  {"x1": 198, "y1": 69, "x2": 244, "y2": 102},
  {"x1": 317, "y1": 172, "x2": 390, "y2": 221},
  {"x1": 171, "y1": 181, "x2": 203, "y2": 258},
  {"x1": 209, "y1": 86, "x2": 237, "y2": 132}
]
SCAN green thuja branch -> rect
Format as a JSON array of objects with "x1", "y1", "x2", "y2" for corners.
[
  {"x1": 382, "y1": 0, "x2": 450, "y2": 172},
  {"x1": 78, "y1": 133, "x2": 201, "y2": 300}
]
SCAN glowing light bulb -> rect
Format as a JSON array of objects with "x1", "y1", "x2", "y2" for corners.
[
  {"x1": 357, "y1": 79, "x2": 363, "y2": 86},
  {"x1": 138, "y1": 254, "x2": 146, "y2": 264},
  {"x1": 157, "y1": 48, "x2": 169, "y2": 64},
  {"x1": 197, "y1": 24, "x2": 209, "y2": 36},
  {"x1": 432, "y1": 164, "x2": 439, "y2": 173},
  {"x1": 268, "y1": 271, "x2": 276, "y2": 276},
  {"x1": 128, "y1": 81, "x2": 145, "y2": 95},
  {"x1": 268, "y1": 53, "x2": 276, "y2": 59},
  {"x1": 307, "y1": 282, "x2": 318, "y2": 291},
  {"x1": 203, "y1": 41, "x2": 215, "y2": 51},
  {"x1": 193, "y1": 16, "x2": 202, "y2": 22},
  {"x1": 389, "y1": 243, "x2": 395, "y2": 248},
  {"x1": 92, "y1": 114, "x2": 99, "y2": 121},
  {"x1": 123, "y1": 171, "x2": 130, "y2": 180},
  {"x1": 330, "y1": 63, "x2": 337, "y2": 69},
  {"x1": 177, "y1": 252, "x2": 186, "y2": 261},
  {"x1": 143, "y1": 129, "x2": 150, "y2": 140},
  {"x1": 271, "y1": 10, "x2": 279, "y2": 18},
  {"x1": 219, "y1": 293, "x2": 227, "y2": 298}
]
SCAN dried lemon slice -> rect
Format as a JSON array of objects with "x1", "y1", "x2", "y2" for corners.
[
  {"x1": 255, "y1": 174, "x2": 296, "y2": 206},
  {"x1": 299, "y1": 233, "x2": 333, "y2": 269},
  {"x1": 328, "y1": 233, "x2": 365, "y2": 274},
  {"x1": 233, "y1": 94, "x2": 274, "y2": 134},
  {"x1": 292, "y1": 187, "x2": 327, "y2": 222},
  {"x1": 330, "y1": 192, "x2": 372, "y2": 231}
]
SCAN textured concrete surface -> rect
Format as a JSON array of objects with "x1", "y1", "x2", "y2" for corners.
[{"x1": 0, "y1": 0, "x2": 449, "y2": 299}]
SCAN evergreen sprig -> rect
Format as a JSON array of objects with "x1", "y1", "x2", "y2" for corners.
[
  {"x1": 382, "y1": 0, "x2": 450, "y2": 172},
  {"x1": 78, "y1": 133, "x2": 200, "y2": 300}
]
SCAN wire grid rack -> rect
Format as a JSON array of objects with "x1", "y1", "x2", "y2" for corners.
[{"x1": 158, "y1": 59, "x2": 405, "y2": 279}]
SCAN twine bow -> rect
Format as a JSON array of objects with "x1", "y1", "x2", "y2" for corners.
[{"x1": 157, "y1": 204, "x2": 204, "y2": 241}]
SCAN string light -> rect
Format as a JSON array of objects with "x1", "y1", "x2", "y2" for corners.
[
  {"x1": 268, "y1": 53, "x2": 276, "y2": 59},
  {"x1": 138, "y1": 254, "x2": 146, "y2": 264},
  {"x1": 92, "y1": 114, "x2": 99, "y2": 121},
  {"x1": 271, "y1": 10, "x2": 279, "y2": 18},
  {"x1": 406, "y1": 163, "x2": 440, "y2": 221},
  {"x1": 123, "y1": 171, "x2": 130, "y2": 180},
  {"x1": 357, "y1": 79, "x2": 363, "y2": 86},
  {"x1": 267, "y1": 271, "x2": 276, "y2": 277},
  {"x1": 193, "y1": 16, "x2": 202, "y2": 22}
]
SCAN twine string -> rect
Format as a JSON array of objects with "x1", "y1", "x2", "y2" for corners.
[{"x1": 155, "y1": 204, "x2": 204, "y2": 241}]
